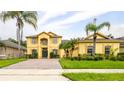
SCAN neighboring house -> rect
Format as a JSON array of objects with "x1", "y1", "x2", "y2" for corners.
[
  {"x1": 63, "y1": 32, "x2": 124, "y2": 57},
  {"x1": 0, "y1": 40, "x2": 26, "y2": 59},
  {"x1": 26, "y1": 32, "x2": 62, "y2": 59},
  {"x1": 115, "y1": 36, "x2": 124, "y2": 53}
]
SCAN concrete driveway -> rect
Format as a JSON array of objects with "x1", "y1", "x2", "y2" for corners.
[{"x1": 4, "y1": 59, "x2": 62, "y2": 69}]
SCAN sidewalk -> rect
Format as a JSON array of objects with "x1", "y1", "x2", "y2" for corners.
[
  {"x1": 0, "y1": 69, "x2": 68, "y2": 81},
  {"x1": 0, "y1": 69, "x2": 124, "y2": 81}
]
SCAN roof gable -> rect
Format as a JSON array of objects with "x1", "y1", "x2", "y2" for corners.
[
  {"x1": 38, "y1": 32, "x2": 51, "y2": 37},
  {"x1": 84, "y1": 32, "x2": 109, "y2": 40},
  {"x1": 48, "y1": 32, "x2": 58, "y2": 36},
  {"x1": 26, "y1": 31, "x2": 62, "y2": 38}
]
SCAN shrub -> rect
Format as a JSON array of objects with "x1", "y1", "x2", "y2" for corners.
[
  {"x1": 50, "y1": 52, "x2": 59, "y2": 58},
  {"x1": 109, "y1": 55, "x2": 117, "y2": 61},
  {"x1": 81, "y1": 54, "x2": 94, "y2": 60},
  {"x1": 32, "y1": 51, "x2": 38, "y2": 58},
  {"x1": 25, "y1": 54, "x2": 33, "y2": 59},
  {"x1": 94, "y1": 54, "x2": 105, "y2": 61},
  {"x1": 117, "y1": 53, "x2": 124, "y2": 61},
  {"x1": 117, "y1": 53, "x2": 124, "y2": 56},
  {"x1": 105, "y1": 55, "x2": 109, "y2": 59},
  {"x1": 78, "y1": 54, "x2": 81, "y2": 61},
  {"x1": 80, "y1": 54, "x2": 104, "y2": 61}
]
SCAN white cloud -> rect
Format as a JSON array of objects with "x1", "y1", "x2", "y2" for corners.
[
  {"x1": 38, "y1": 11, "x2": 67, "y2": 25},
  {"x1": 38, "y1": 11, "x2": 107, "y2": 31},
  {"x1": 53, "y1": 11, "x2": 107, "y2": 25},
  {"x1": 1, "y1": 11, "x2": 123, "y2": 40},
  {"x1": 0, "y1": 19, "x2": 37, "y2": 40},
  {"x1": 99, "y1": 24, "x2": 124, "y2": 38}
]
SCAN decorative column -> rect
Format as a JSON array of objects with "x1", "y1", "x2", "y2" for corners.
[{"x1": 38, "y1": 37, "x2": 41, "y2": 59}]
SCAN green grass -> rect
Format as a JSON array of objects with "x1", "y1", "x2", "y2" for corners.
[
  {"x1": 0, "y1": 58, "x2": 26, "y2": 68},
  {"x1": 60, "y1": 58, "x2": 124, "y2": 69},
  {"x1": 63, "y1": 73, "x2": 124, "y2": 81}
]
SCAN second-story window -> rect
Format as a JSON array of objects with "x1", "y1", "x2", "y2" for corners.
[
  {"x1": 41, "y1": 39, "x2": 48, "y2": 45},
  {"x1": 32, "y1": 37, "x2": 37, "y2": 44},
  {"x1": 53, "y1": 38, "x2": 58, "y2": 44}
]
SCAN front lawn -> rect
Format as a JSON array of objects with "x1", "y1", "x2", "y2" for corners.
[
  {"x1": 63, "y1": 73, "x2": 124, "y2": 81},
  {"x1": 60, "y1": 58, "x2": 124, "y2": 69},
  {"x1": 0, "y1": 58, "x2": 26, "y2": 68}
]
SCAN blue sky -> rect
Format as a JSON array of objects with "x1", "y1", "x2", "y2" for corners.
[{"x1": 0, "y1": 11, "x2": 124, "y2": 40}]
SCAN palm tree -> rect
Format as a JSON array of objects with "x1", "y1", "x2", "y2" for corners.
[
  {"x1": 0, "y1": 11, "x2": 37, "y2": 56},
  {"x1": 59, "y1": 41, "x2": 71, "y2": 58},
  {"x1": 69, "y1": 38, "x2": 78, "y2": 58},
  {"x1": 85, "y1": 18, "x2": 110, "y2": 57}
]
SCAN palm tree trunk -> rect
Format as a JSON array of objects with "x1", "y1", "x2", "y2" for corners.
[
  {"x1": 64, "y1": 49, "x2": 67, "y2": 58},
  {"x1": 16, "y1": 26, "x2": 21, "y2": 57},
  {"x1": 20, "y1": 28, "x2": 23, "y2": 45},
  {"x1": 4, "y1": 47, "x2": 6, "y2": 58},
  {"x1": 93, "y1": 31, "x2": 97, "y2": 57},
  {"x1": 70, "y1": 50, "x2": 72, "y2": 58},
  {"x1": 70, "y1": 48, "x2": 74, "y2": 58}
]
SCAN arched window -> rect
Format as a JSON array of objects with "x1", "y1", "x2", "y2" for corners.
[{"x1": 40, "y1": 38, "x2": 48, "y2": 45}]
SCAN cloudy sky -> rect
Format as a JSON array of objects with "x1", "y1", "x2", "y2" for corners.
[{"x1": 0, "y1": 11, "x2": 124, "y2": 40}]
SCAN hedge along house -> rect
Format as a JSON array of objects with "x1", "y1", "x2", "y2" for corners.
[
  {"x1": 61, "y1": 32, "x2": 124, "y2": 57},
  {"x1": 0, "y1": 40, "x2": 26, "y2": 59},
  {"x1": 26, "y1": 32, "x2": 62, "y2": 59}
]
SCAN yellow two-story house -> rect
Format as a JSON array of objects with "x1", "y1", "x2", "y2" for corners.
[{"x1": 26, "y1": 32, "x2": 62, "y2": 59}]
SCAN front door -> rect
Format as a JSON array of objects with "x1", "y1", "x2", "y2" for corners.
[{"x1": 42, "y1": 48, "x2": 48, "y2": 58}]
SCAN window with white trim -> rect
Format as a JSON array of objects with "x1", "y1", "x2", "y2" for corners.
[
  {"x1": 87, "y1": 46, "x2": 93, "y2": 56},
  {"x1": 105, "y1": 46, "x2": 111, "y2": 55},
  {"x1": 52, "y1": 38, "x2": 58, "y2": 44},
  {"x1": 32, "y1": 37, "x2": 37, "y2": 44}
]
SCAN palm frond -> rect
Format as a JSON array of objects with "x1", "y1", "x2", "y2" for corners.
[
  {"x1": 0, "y1": 11, "x2": 17, "y2": 23},
  {"x1": 22, "y1": 11, "x2": 38, "y2": 22},
  {"x1": 22, "y1": 12, "x2": 37, "y2": 29},
  {"x1": 24, "y1": 17, "x2": 37, "y2": 29},
  {"x1": 85, "y1": 23, "x2": 97, "y2": 36},
  {"x1": 97, "y1": 22, "x2": 110, "y2": 31}
]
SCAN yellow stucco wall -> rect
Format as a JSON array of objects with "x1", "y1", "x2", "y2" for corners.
[
  {"x1": 72, "y1": 48, "x2": 79, "y2": 57},
  {"x1": 59, "y1": 49, "x2": 65, "y2": 58},
  {"x1": 78, "y1": 42, "x2": 120, "y2": 56},
  {"x1": 26, "y1": 32, "x2": 62, "y2": 59},
  {"x1": 120, "y1": 47, "x2": 124, "y2": 53}
]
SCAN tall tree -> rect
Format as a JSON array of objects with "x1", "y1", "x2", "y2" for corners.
[
  {"x1": 69, "y1": 38, "x2": 78, "y2": 58},
  {"x1": 85, "y1": 18, "x2": 110, "y2": 56},
  {"x1": 59, "y1": 41, "x2": 71, "y2": 58},
  {"x1": 0, "y1": 11, "x2": 37, "y2": 55}
]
